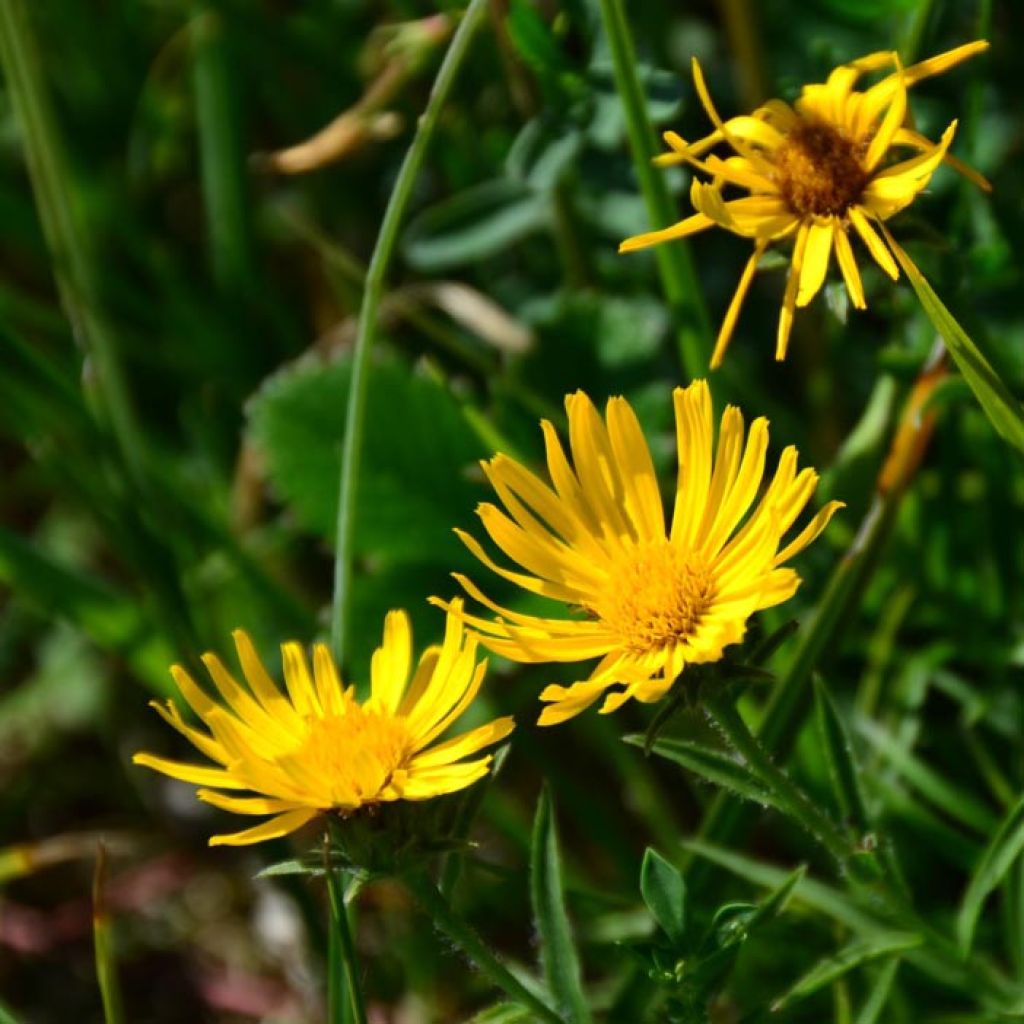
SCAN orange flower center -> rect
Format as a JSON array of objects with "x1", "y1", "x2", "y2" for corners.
[
  {"x1": 774, "y1": 120, "x2": 867, "y2": 217},
  {"x1": 595, "y1": 542, "x2": 716, "y2": 654},
  {"x1": 280, "y1": 706, "x2": 412, "y2": 808}
]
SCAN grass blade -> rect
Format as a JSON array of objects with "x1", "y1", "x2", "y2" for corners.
[
  {"x1": 883, "y1": 227, "x2": 1024, "y2": 456},
  {"x1": 957, "y1": 793, "x2": 1024, "y2": 955},
  {"x1": 772, "y1": 932, "x2": 921, "y2": 1012},
  {"x1": 531, "y1": 786, "x2": 591, "y2": 1024},
  {"x1": 854, "y1": 957, "x2": 901, "y2": 1024}
]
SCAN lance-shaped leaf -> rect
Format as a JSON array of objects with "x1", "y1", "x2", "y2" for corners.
[
  {"x1": 626, "y1": 735, "x2": 778, "y2": 809},
  {"x1": 640, "y1": 848, "x2": 686, "y2": 944},
  {"x1": 885, "y1": 230, "x2": 1024, "y2": 456},
  {"x1": 814, "y1": 678, "x2": 870, "y2": 833},
  {"x1": 531, "y1": 786, "x2": 591, "y2": 1024}
]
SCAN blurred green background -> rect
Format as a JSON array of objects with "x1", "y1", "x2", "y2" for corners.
[{"x1": 1, "y1": 0, "x2": 1022, "y2": 1021}]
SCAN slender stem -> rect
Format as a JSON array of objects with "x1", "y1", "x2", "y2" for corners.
[
  {"x1": 92, "y1": 845, "x2": 126, "y2": 1024},
  {"x1": 705, "y1": 694, "x2": 852, "y2": 866},
  {"x1": 403, "y1": 871, "x2": 567, "y2": 1024},
  {"x1": 324, "y1": 840, "x2": 368, "y2": 1024},
  {"x1": 0, "y1": 0, "x2": 146, "y2": 481},
  {"x1": 595, "y1": 0, "x2": 711, "y2": 378},
  {"x1": 330, "y1": 0, "x2": 490, "y2": 662}
]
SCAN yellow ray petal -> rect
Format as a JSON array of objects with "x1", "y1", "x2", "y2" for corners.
[
  {"x1": 619, "y1": 211, "x2": 713, "y2": 253},
  {"x1": 833, "y1": 226, "x2": 866, "y2": 309},
  {"x1": 776, "y1": 220, "x2": 810, "y2": 360},
  {"x1": 670, "y1": 380, "x2": 713, "y2": 547},
  {"x1": 711, "y1": 240, "x2": 766, "y2": 369},
  {"x1": 775, "y1": 501, "x2": 845, "y2": 565},
  {"x1": 796, "y1": 219, "x2": 835, "y2": 308},
  {"x1": 410, "y1": 716, "x2": 515, "y2": 769},
  {"x1": 133, "y1": 752, "x2": 248, "y2": 790},
  {"x1": 370, "y1": 609, "x2": 412, "y2": 714},
  {"x1": 196, "y1": 790, "x2": 302, "y2": 816},
  {"x1": 848, "y1": 206, "x2": 898, "y2": 280},
  {"x1": 606, "y1": 396, "x2": 666, "y2": 542},
  {"x1": 209, "y1": 808, "x2": 318, "y2": 847}
]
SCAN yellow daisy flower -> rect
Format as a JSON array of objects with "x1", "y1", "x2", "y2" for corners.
[
  {"x1": 134, "y1": 604, "x2": 514, "y2": 846},
  {"x1": 433, "y1": 382, "x2": 842, "y2": 726},
  {"x1": 620, "y1": 41, "x2": 990, "y2": 368}
]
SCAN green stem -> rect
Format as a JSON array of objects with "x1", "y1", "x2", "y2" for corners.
[
  {"x1": 595, "y1": 0, "x2": 711, "y2": 378},
  {"x1": 0, "y1": 0, "x2": 146, "y2": 482},
  {"x1": 705, "y1": 694, "x2": 852, "y2": 867},
  {"x1": 324, "y1": 841, "x2": 367, "y2": 1024},
  {"x1": 93, "y1": 845, "x2": 126, "y2": 1024},
  {"x1": 330, "y1": 0, "x2": 490, "y2": 662},
  {"x1": 402, "y1": 871, "x2": 567, "y2": 1024}
]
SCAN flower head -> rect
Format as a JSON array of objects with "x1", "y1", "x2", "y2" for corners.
[
  {"x1": 620, "y1": 42, "x2": 990, "y2": 367},
  {"x1": 433, "y1": 382, "x2": 842, "y2": 726},
  {"x1": 134, "y1": 604, "x2": 513, "y2": 846}
]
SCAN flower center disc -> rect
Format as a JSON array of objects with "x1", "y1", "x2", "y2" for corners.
[
  {"x1": 775, "y1": 120, "x2": 868, "y2": 217},
  {"x1": 283, "y1": 707, "x2": 411, "y2": 807},
  {"x1": 595, "y1": 542, "x2": 716, "y2": 654}
]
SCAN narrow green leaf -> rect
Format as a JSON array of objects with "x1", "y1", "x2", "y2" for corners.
[
  {"x1": 957, "y1": 793, "x2": 1024, "y2": 955},
  {"x1": 93, "y1": 846, "x2": 126, "y2": 1024},
  {"x1": 531, "y1": 787, "x2": 591, "y2": 1024},
  {"x1": 854, "y1": 957, "x2": 900, "y2": 1024},
  {"x1": 857, "y1": 719, "x2": 998, "y2": 835},
  {"x1": 0, "y1": 998, "x2": 24, "y2": 1024},
  {"x1": 772, "y1": 932, "x2": 921, "y2": 1012},
  {"x1": 626, "y1": 735, "x2": 777, "y2": 809},
  {"x1": 814, "y1": 678, "x2": 870, "y2": 833},
  {"x1": 640, "y1": 848, "x2": 686, "y2": 944},
  {"x1": 888, "y1": 235, "x2": 1024, "y2": 455},
  {"x1": 463, "y1": 1004, "x2": 533, "y2": 1024}
]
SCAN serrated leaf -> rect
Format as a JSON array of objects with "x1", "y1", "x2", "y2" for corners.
[
  {"x1": 771, "y1": 932, "x2": 921, "y2": 1012},
  {"x1": 626, "y1": 735, "x2": 778, "y2": 809},
  {"x1": 814, "y1": 678, "x2": 870, "y2": 832},
  {"x1": 246, "y1": 351, "x2": 486, "y2": 566},
  {"x1": 530, "y1": 786, "x2": 591, "y2": 1024},
  {"x1": 640, "y1": 848, "x2": 686, "y2": 944},
  {"x1": 957, "y1": 792, "x2": 1024, "y2": 955},
  {"x1": 889, "y1": 237, "x2": 1024, "y2": 456}
]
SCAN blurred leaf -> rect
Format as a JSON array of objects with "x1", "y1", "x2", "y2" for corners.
[
  {"x1": 957, "y1": 793, "x2": 1024, "y2": 955},
  {"x1": 506, "y1": 118, "x2": 584, "y2": 192},
  {"x1": 857, "y1": 719, "x2": 999, "y2": 836},
  {"x1": 402, "y1": 180, "x2": 550, "y2": 271},
  {"x1": 854, "y1": 958, "x2": 901, "y2": 1024},
  {"x1": 505, "y1": 0, "x2": 577, "y2": 104},
  {"x1": 246, "y1": 351, "x2": 487, "y2": 566},
  {"x1": 814, "y1": 678, "x2": 870, "y2": 833},
  {"x1": 587, "y1": 62, "x2": 684, "y2": 149},
  {"x1": 464, "y1": 1005, "x2": 533, "y2": 1024},
  {"x1": 640, "y1": 847, "x2": 686, "y2": 944},
  {"x1": 627, "y1": 735, "x2": 777, "y2": 809},
  {"x1": 888, "y1": 237, "x2": 1024, "y2": 456},
  {"x1": 530, "y1": 785, "x2": 591, "y2": 1024},
  {"x1": 771, "y1": 932, "x2": 921, "y2": 1012}
]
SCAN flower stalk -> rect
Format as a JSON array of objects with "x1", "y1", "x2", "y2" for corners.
[
  {"x1": 324, "y1": 838, "x2": 368, "y2": 1024},
  {"x1": 331, "y1": 0, "x2": 490, "y2": 664},
  {"x1": 402, "y1": 870, "x2": 568, "y2": 1024}
]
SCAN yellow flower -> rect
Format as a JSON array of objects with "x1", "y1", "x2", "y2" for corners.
[
  {"x1": 134, "y1": 604, "x2": 514, "y2": 846},
  {"x1": 620, "y1": 42, "x2": 990, "y2": 368},
  {"x1": 433, "y1": 382, "x2": 843, "y2": 726}
]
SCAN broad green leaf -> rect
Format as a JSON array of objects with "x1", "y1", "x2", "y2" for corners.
[
  {"x1": 530, "y1": 786, "x2": 591, "y2": 1024},
  {"x1": 957, "y1": 793, "x2": 1024, "y2": 954},
  {"x1": 401, "y1": 179, "x2": 550, "y2": 271},
  {"x1": 857, "y1": 719, "x2": 998, "y2": 835},
  {"x1": 814, "y1": 679, "x2": 870, "y2": 833},
  {"x1": 640, "y1": 848, "x2": 686, "y2": 944},
  {"x1": 771, "y1": 932, "x2": 921, "y2": 1012},
  {"x1": 626, "y1": 735, "x2": 777, "y2": 809},
  {"x1": 889, "y1": 238, "x2": 1024, "y2": 456},
  {"x1": 246, "y1": 351, "x2": 487, "y2": 566}
]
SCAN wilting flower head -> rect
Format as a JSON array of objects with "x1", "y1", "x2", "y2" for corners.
[
  {"x1": 620, "y1": 42, "x2": 990, "y2": 368},
  {"x1": 433, "y1": 382, "x2": 842, "y2": 726},
  {"x1": 134, "y1": 604, "x2": 513, "y2": 846}
]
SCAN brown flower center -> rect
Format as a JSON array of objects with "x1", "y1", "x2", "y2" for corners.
[
  {"x1": 774, "y1": 120, "x2": 868, "y2": 218},
  {"x1": 593, "y1": 542, "x2": 716, "y2": 654}
]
